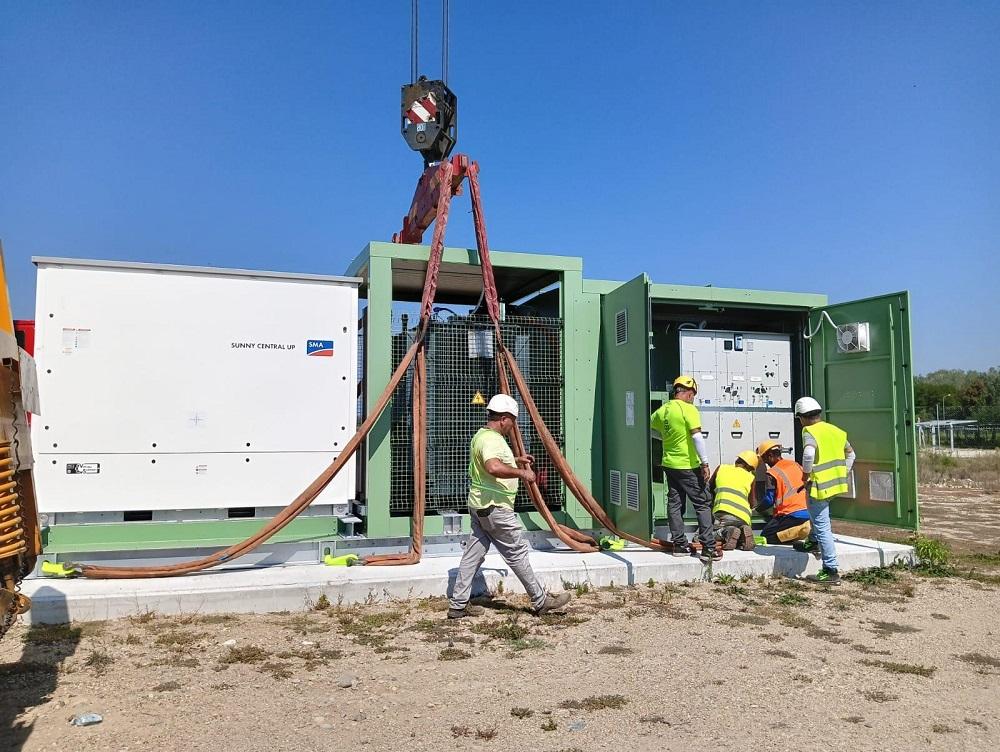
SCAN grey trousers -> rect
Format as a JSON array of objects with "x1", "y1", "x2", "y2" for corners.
[
  {"x1": 664, "y1": 468, "x2": 714, "y2": 552},
  {"x1": 449, "y1": 505, "x2": 547, "y2": 611}
]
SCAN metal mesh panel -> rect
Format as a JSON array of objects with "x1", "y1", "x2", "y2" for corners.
[{"x1": 389, "y1": 312, "x2": 564, "y2": 516}]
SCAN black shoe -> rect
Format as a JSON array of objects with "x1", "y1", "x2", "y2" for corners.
[
  {"x1": 671, "y1": 542, "x2": 692, "y2": 557},
  {"x1": 805, "y1": 568, "x2": 841, "y2": 586},
  {"x1": 447, "y1": 604, "x2": 485, "y2": 619},
  {"x1": 534, "y1": 592, "x2": 571, "y2": 615}
]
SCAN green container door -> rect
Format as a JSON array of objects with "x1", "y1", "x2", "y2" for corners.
[
  {"x1": 600, "y1": 274, "x2": 654, "y2": 539},
  {"x1": 808, "y1": 292, "x2": 918, "y2": 529}
]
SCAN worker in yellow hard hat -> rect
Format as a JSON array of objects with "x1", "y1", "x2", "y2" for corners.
[
  {"x1": 754, "y1": 440, "x2": 811, "y2": 546},
  {"x1": 708, "y1": 450, "x2": 759, "y2": 552},
  {"x1": 650, "y1": 375, "x2": 717, "y2": 562}
]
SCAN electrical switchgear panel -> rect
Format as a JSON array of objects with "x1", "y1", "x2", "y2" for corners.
[
  {"x1": 679, "y1": 330, "x2": 792, "y2": 409},
  {"x1": 679, "y1": 330, "x2": 795, "y2": 468}
]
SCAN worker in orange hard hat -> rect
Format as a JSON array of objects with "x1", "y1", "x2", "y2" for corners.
[
  {"x1": 650, "y1": 375, "x2": 717, "y2": 562},
  {"x1": 755, "y1": 440, "x2": 811, "y2": 546},
  {"x1": 708, "y1": 450, "x2": 759, "y2": 552}
]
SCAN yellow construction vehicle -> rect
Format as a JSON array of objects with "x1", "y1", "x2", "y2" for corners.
[{"x1": 0, "y1": 241, "x2": 43, "y2": 640}]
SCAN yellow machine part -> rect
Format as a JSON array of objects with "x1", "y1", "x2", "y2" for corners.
[{"x1": 0, "y1": 241, "x2": 43, "y2": 640}]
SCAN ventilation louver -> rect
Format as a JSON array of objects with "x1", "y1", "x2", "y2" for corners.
[
  {"x1": 609, "y1": 469, "x2": 622, "y2": 506},
  {"x1": 615, "y1": 309, "x2": 628, "y2": 346}
]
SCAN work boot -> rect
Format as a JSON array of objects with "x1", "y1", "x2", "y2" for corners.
[
  {"x1": 721, "y1": 527, "x2": 741, "y2": 551},
  {"x1": 534, "y1": 592, "x2": 571, "y2": 616},
  {"x1": 805, "y1": 568, "x2": 841, "y2": 586},
  {"x1": 447, "y1": 604, "x2": 485, "y2": 619}
]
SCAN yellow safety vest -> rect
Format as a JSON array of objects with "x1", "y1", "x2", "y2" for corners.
[
  {"x1": 712, "y1": 464, "x2": 754, "y2": 526},
  {"x1": 803, "y1": 421, "x2": 850, "y2": 500}
]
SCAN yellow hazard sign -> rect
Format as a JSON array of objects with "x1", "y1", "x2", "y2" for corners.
[
  {"x1": 732, "y1": 419, "x2": 742, "y2": 429},
  {"x1": 471, "y1": 391, "x2": 486, "y2": 406}
]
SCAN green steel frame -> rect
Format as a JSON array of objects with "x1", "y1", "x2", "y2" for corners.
[{"x1": 346, "y1": 241, "x2": 602, "y2": 539}]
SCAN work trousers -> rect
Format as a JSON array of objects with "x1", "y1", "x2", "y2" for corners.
[
  {"x1": 664, "y1": 468, "x2": 714, "y2": 553},
  {"x1": 713, "y1": 513, "x2": 755, "y2": 551},
  {"x1": 760, "y1": 514, "x2": 812, "y2": 545},
  {"x1": 807, "y1": 496, "x2": 839, "y2": 571},
  {"x1": 449, "y1": 505, "x2": 547, "y2": 612}
]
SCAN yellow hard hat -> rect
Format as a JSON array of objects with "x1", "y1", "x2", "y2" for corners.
[
  {"x1": 672, "y1": 375, "x2": 698, "y2": 393},
  {"x1": 737, "y1": 450, "x2": 760, "y2": 470},
  {"x1": 756, "y1": 440, "x2": 782, "y2": 457}
]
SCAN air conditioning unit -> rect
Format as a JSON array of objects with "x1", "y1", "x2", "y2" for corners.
[{"x1": 836, "y1": 322, "x2": 870, "y2": 353}]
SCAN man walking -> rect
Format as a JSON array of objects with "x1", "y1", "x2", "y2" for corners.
[
  {"x1": 794, "y1": 397, "x2": 856, "y2": 585},
  {"x1": 448, "y1": 394, "x2": 572, "y2": 619},
  {"x1": 649, "y1": 376, "x2": 717, "y2": 562}
]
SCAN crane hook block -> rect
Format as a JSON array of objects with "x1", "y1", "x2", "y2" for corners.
[{"x1": 401, "y1": 76, "x2": 458, "y2": 167}]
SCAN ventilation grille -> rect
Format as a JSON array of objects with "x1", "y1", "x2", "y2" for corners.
[
  {"x1": 615, "y1": 309, "x2": 628, "y2": 346},
  {"x1": 836, "y1": 322, "x2": 871, "y2": 353},
  {"x1": 625, "y1": 472, "x2": 640, "y2": 512},
  {"x1": 869, "y1": 471, "x2": 895, "y2": 502},
  {"x1": 609, "y1": 469, "x2": 622, "y2": 506}
]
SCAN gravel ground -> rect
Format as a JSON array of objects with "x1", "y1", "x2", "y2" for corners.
[{"x1": 3, "y1": 486, "x2": 1000, "y2": 752}]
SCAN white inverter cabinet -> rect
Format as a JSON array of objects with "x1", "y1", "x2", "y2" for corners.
[{"x1": 31, "y1": 258, "x2": 360, "y2": 524}]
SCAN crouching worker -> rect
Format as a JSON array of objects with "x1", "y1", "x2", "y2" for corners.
[
  {"x1": 448, "y1": 394, "x2": 572, "y2": 619},
  {"x1": 709, "y1": 451, "x2": 759, "y2": 552},
  {"x1": 755, "y1": 441, "x2": 812, "y2": 545}
]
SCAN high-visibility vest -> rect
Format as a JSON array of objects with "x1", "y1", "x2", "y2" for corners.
[
  {"x1": 803, "y1": 421, "x2": 850, "y2": 500},
  {"x1": 768, "y1": 458, "x2": 808, "y2": 516},
  {"x1": 712, "y1": 464, "x2": 754, "y2": 526}
]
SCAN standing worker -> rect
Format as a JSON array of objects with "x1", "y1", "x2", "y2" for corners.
[
  {"x1": 794, "y1": 397, "x2": 856, "y2": 585},
  {"x1": 755, "y1": 441, "x2": 811, "y2": 546},
  {"x1": 649, "y1": 376, "x2": 717, "y2": 562},
  {"x1": 709, "y1": 450, "x2": 759, "y2": 552},
  {"x1": 448, "y1": 394, "x2": 572, "y2": 619}
]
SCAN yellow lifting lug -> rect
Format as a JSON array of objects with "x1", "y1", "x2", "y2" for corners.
[
  {"x1": 323, "y1": 553, "x2": 360, "y2": 567},
  {"x1": 41, "y1": 560, "x2": 82, "y2": 578}
]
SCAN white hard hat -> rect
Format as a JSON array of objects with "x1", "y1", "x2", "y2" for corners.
[
  {"x1": 486, "y1": 393, "x2": 519, "y2": 418},
  {"x1": 794, "y1": 396, "x2": 822, "y2": 416}
]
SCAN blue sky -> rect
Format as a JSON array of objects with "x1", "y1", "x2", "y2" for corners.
[{"x1": 1, "y1": 1, "x2": 997, "y2": 373}]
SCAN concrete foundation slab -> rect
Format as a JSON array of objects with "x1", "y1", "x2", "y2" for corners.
[{"x1": 19, "y1": 534, "x2": 914, "y2": 624}]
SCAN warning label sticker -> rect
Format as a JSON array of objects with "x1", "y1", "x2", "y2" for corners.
[{"x1": 471, "y1": 391, "x2": 486, "y2": 406}]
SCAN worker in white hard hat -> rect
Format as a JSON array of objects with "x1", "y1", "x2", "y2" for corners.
[
  {"x1": 708, "y1": 450, "x2": 759, "y2": 552},
  {"x1": 755, "y1": 440, "x2": 811, "y2": 546},
  {"x1": 649, "y1": 375, "x2": 717, "y2": 562},
  {"x1": 793, "y1": 397, "x2": 856, "y2": 585},
  {"x1": 448, "y1": 393, "x2": 572, "y2": 619}
]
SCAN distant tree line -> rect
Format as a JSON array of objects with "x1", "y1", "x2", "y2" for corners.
[{"x1": 915, "y1": 368, "x2": 1000, "y2": 447}]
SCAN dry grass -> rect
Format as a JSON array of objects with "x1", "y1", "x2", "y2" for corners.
[
  {"x1": 597, "y1": 645, "x2": 633, "y2": 655},
  {"x1": 83, "y1": 649, "x2": 113, "y2": 674},
  {"x1": 956, "y1": 652, "x2": 1000, "y2": 669},
  {"x1": 438, "y1": 647, "x2": 472, "y2": 661},
  {"x1": 219, "y1": 645, "x2": 269, "y2": 664},
  {"x1": 558, "y1": 694, "x2": 628, "y2": 711},
  {"x1": 859, "y1": 658, "x2": 936, "y2": 677},
  {"x1": 862, "y1": 690, "x2": 899, "y2": 703},
  {"x1": 510, "y1": 707, "x2": 534, "y2": 719},
  {"x1": 919, "y1": 451, "x2": 1000, "y2": 492}
]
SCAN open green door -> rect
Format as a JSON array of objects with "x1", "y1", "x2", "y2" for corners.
[
  {"x1": 808, "y1": 292, "x2": 918, "y2": 529},
  {"x1": 600, "y1": 274, "x2": 653, "y2": 539}
]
